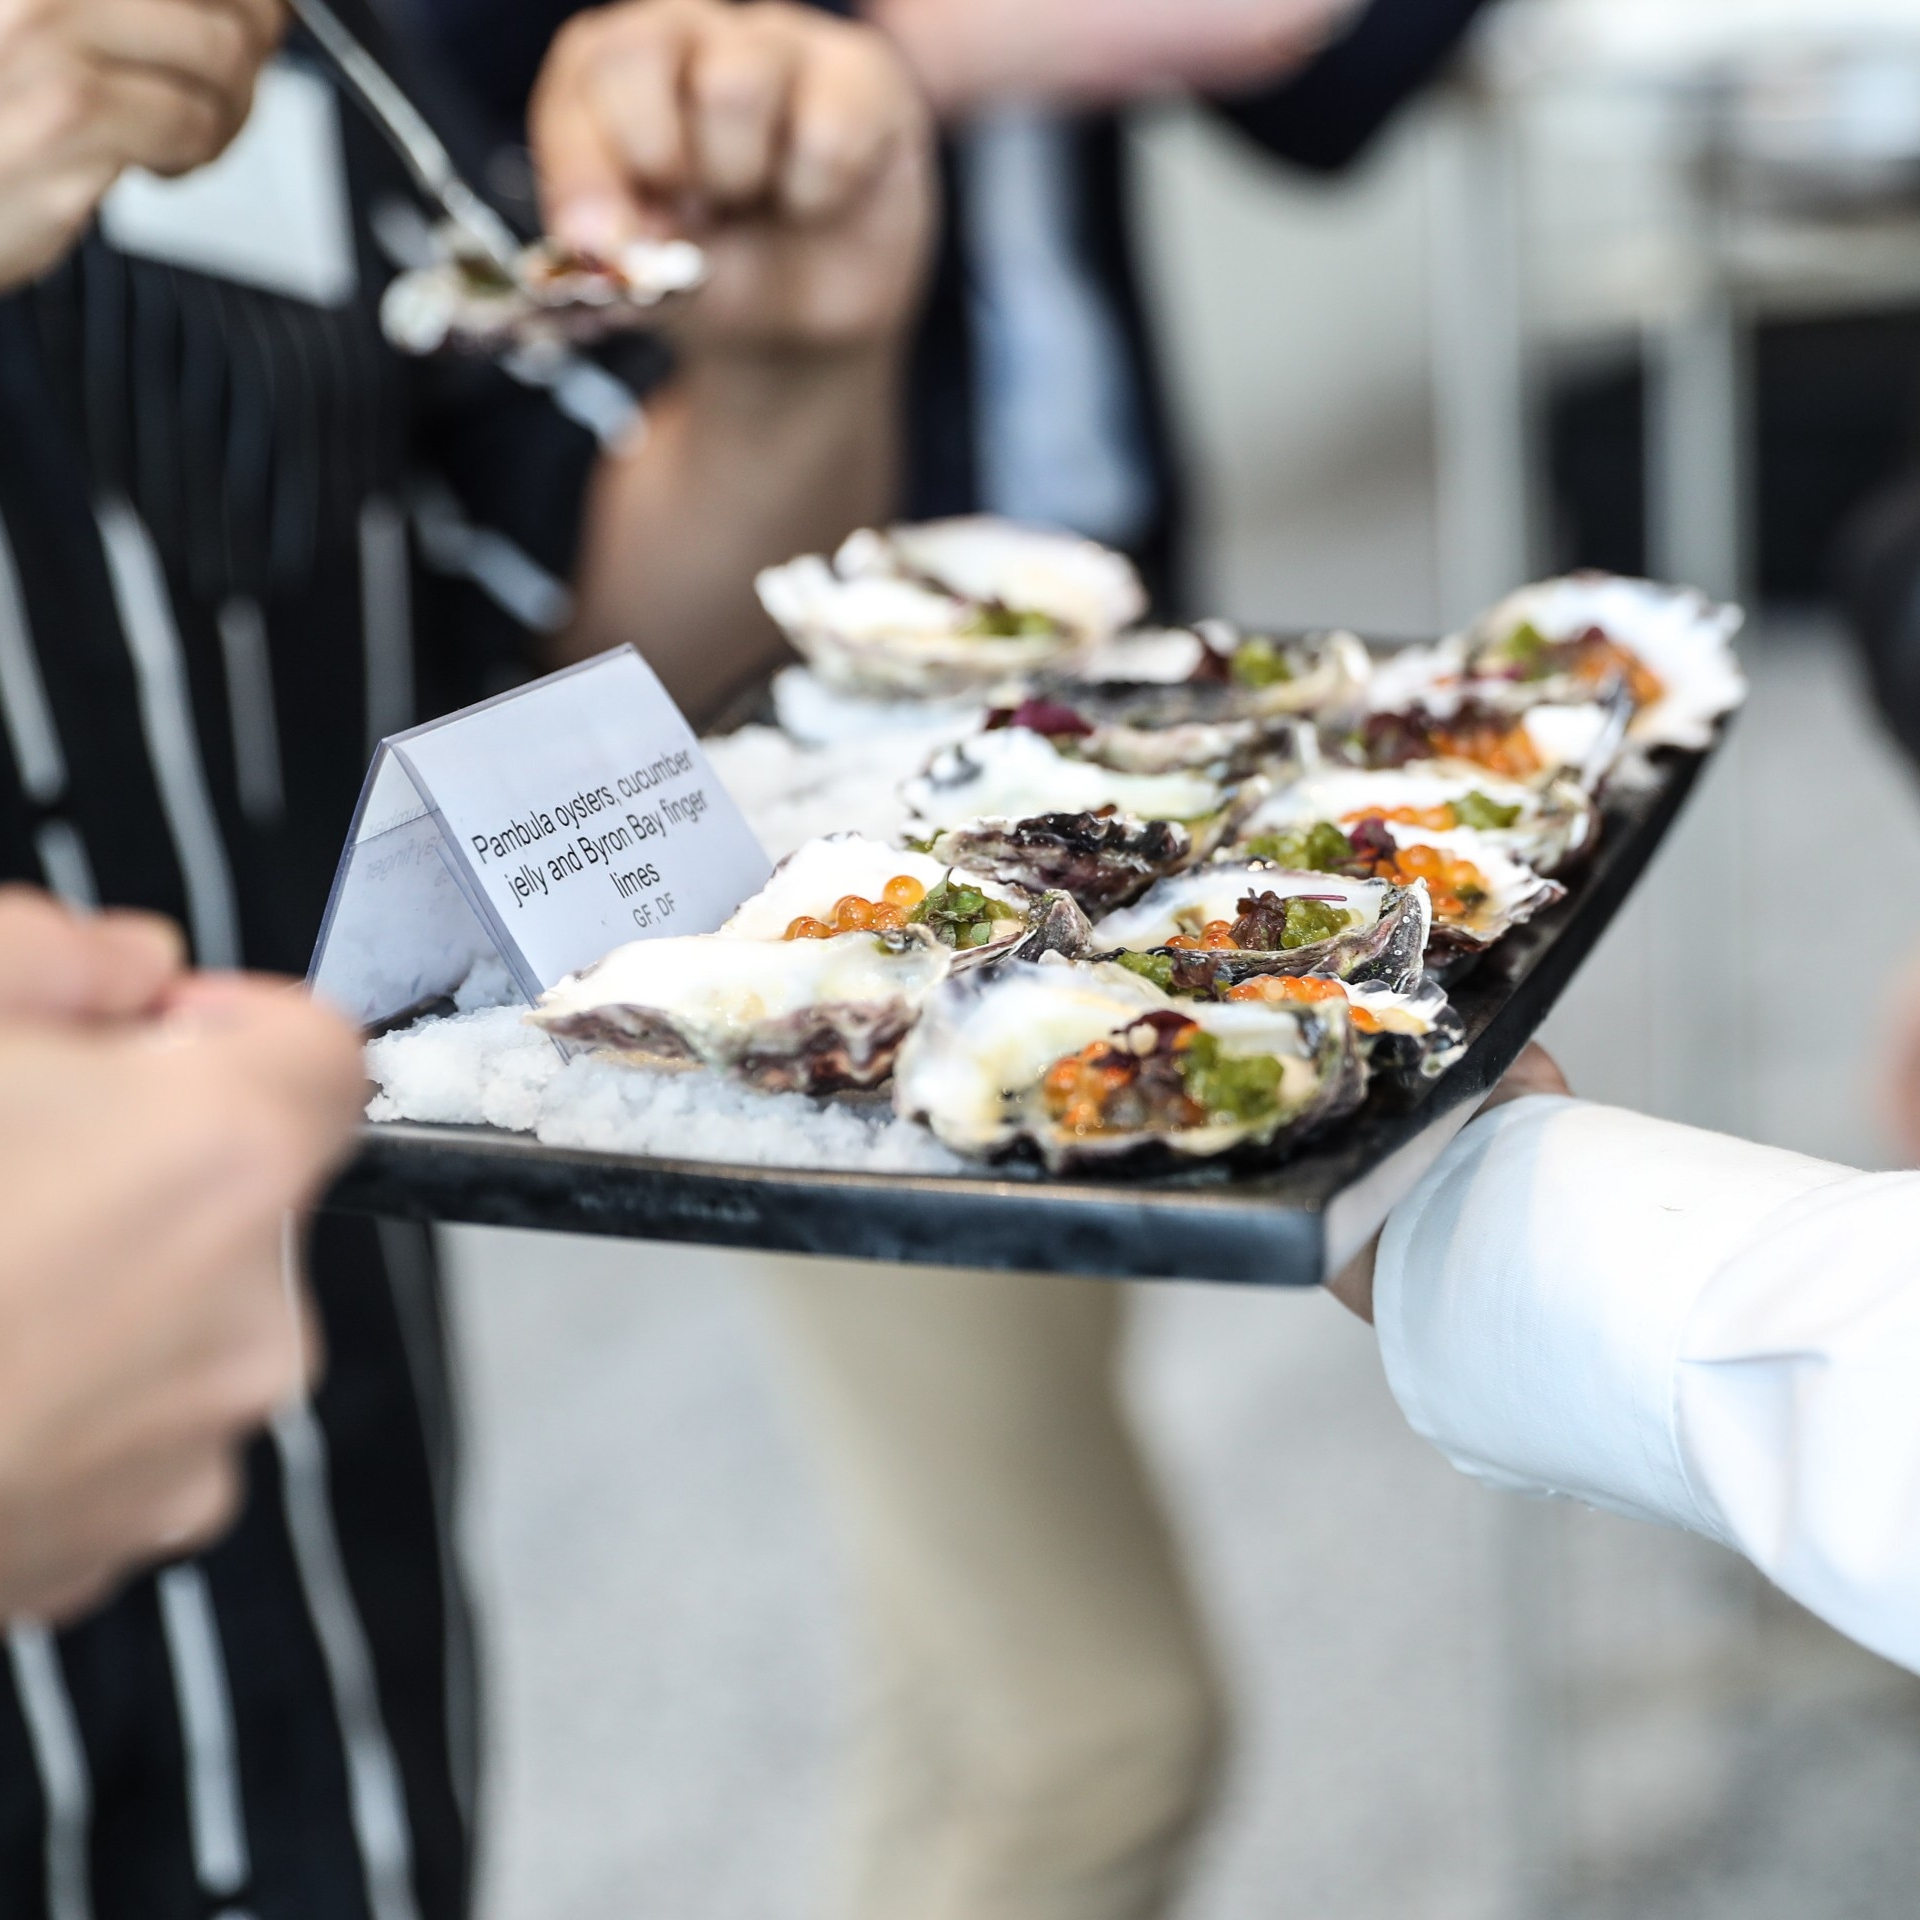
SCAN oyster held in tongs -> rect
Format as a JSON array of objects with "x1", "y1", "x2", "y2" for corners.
[
  {"x1": 381, "y1": 225, "x2": 707, "y2": 356},
  {"x1": 1360, "y1": 573, "x2": 1744, "y2": 768}
]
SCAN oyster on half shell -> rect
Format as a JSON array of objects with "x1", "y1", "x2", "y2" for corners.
[
  {"x1": 902, "y1": 725, "x2": 1228, "y2": 831},
  {"x1": 925, "y1": 811, "x2": 1199, "y2": 918},
  {"x1": 1089, "y1": 865, "x2": 1431, "y2": 993},
  {"x1": 1071, "y1": 624, "x2": 1372, "y2": 723},
  {"x1": 1230, "y1": 810, "x2": 1562, "y2": 954},
  {"x1": 1182, "y1": 971, "x2": 1465, "y2": 1080},
  {"x1": 1361, "y1": 573, "x2": 1744, "y2": 767},
  {"x1": 1237, "y1": 766, "x2": 1595, "y2": 876},
  {"x1": 756, "y1": 518, "x2": 1147, "y2": 698},
  {"x1": 1464, "y1": 573, "x2": 1746, "y2": 752},
  {"x1": 892, "y1": 957, "x2": 1366, "y2": 1171},
  {"x1": 981, "y1": 696, "x2": 1310, "y2": 782},
  {"x1": 530, "y1": 928, "x2": 952, "y2": 1095},
  {"x1": 720, "y1": 833, "x2": 1026, "y2": 962}
]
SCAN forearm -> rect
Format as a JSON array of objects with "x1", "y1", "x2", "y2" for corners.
[
  {"x1": 1207, "y1": 0, "x2": 1489, "y2": 174},
  {"x1": 1375, "y1": 1096, "x2": 1920, "y2": 1674},
  {"x1": 559, "y1": 343, "x2": 903, "y2": 726},
  {"x1": 866, "y1": 0, "x2": 1356, "y2": 119}
]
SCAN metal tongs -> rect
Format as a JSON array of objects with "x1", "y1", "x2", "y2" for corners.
[
  {"x1": 284, "y1": 0, "x2": 527, "y2": 280},
  {"x1": 1576, "y1": 679, "x2": 1636, "y2": 794}
]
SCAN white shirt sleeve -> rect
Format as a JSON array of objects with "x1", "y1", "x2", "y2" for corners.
[{"x1": 1374, "y1": 1095, "x2": 1920, "y2": 1674}]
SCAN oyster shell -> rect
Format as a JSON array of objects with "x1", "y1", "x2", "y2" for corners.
[
  {"x1": 1465, "y1": 573, "x2": 1746, "y2": 752},
  {"x1": 529, "y1": 927, "x2": 951, "y2": 1095},
  {"x1": 1072, "y1": 624, "x2": 1371, "y2": 722},
  {"x1": 1349, "y1": 695, "x2": 1613, "y2": 780},
  {"x1": 1237, "y1": 766, "x2": 1595, "y2": 875},
  {"x1": 1196, "y1": 624, "x2": 1373, "y2": 721},
  {"x1": 926, "y1": 811, "x2": 1198, "y2": 918},
  {"x1": 1182, "y1": 971, "x2": 1465, "y2": 1080},
  {"x1": 1360, "y1": 574, "x2": 1744, "y2": 770},
  {"x1": 380, "y1": 227, "x2": 706, "y2": 356},
  {"x1": 1089, "y1": 865, "x2": 1431, "y2": 993},
  {"x1": 1356, "y1": 824, "x2": 1562, "y2": 953},
  {"x1": 892, "y1": 957, "x2": 1366, "y2": 1170},
  {"x1": 755, "y1": 518, "x2": 1146, "y2": 698},
  {"x1": 719, "y1": 835, "x2": 950, "y2": 939},
  {"x1": 1226, "y1": 810, "x2": 1561, "y2": 953},
  {"x1": 902, "y1": 726, "x2": 1227, "y2": 831},
  {"x1": 719, "y1": 833, "x2": 1025, "y2": 961},
  {"x1": 980, "y1": 697, "x2": 1310, "y2": 782}
]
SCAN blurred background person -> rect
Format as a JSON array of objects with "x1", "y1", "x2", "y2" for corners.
[
  {"x1": 441, "y1": 5, "x2": 1920, "y2": 1920},
  {"x1": 0, "y1": 0, "x2": 928, "y2": 1908},
  {"x1": 413, "y1": 4, "x2": 1494, "y2": 1918}
]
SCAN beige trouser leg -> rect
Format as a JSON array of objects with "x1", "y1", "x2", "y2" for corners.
[{"x1": 758, "y1": 1257, "x2": 1227, "y2": 1920}]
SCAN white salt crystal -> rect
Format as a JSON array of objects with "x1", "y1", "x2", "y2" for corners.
[
  {"x1": 770, "y1": 665, "x2": 984, "y2": 750},
  {"x1": 363, "y1": 718, "x2": 984, "y2": 1174},
  {"x1": 365, "y1": 1006, "x2": 968, "y2": 1175},
  {"x1": 705, "y1": 724, "x2": 931, "y2": 860},
  {"x1": 365, "y1": 1006, "x2": 559, "y2": 1128}
]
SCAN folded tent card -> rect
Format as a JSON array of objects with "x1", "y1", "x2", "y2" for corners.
[{"x1": 309, "y1": 649, "x2": 771, "y2": 1028}]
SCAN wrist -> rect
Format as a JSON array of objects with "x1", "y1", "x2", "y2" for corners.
[
  {"x1": 668, "y1": 335, "x2": 904, "y2": 424},
  {"x1": 860, "y1": 0, "x2": 981, "y2": 120}
]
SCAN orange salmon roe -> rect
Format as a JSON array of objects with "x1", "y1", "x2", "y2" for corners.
[
  {"x1": 1168, "y1": 921, "x2": 1242, "y2": 953},
  {"x1": 1345, "y1": 803, "x2": 1457, "y2": 832},
  {"x1": 1225, "y1": 974, "x2": 1381, "y2": 1033},
  {"x1": 784, "y1": 876, "x2": 931, "y2": 939},
  {"x1": 1431, "y1": 718, "x2": 1540, "y2": 779},
  {"x1": 1042, "y1": 1044, "x2": 1138, "y2": 1133},
  {"x1": 1571, "y1": 638, "x2": 1665, "y2": 708},
  {"x1": 1381, "y1": 843, "x2": 1488, "y2": 922}
]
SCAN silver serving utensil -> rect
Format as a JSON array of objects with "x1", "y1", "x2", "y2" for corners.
[
  {"x1": 1577, "y1": 680, "x2": 1636, "y2": 793},
  {"x1": 284, "y1": 0, "x2": 525, "y2": 278}
]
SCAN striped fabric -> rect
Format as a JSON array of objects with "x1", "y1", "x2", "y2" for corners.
[{"x1": 0, "y1": 15, "x2": 625, "y2": 1912}]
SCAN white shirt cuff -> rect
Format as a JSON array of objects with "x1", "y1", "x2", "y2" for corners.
[{"x1": 1374, "y1": 1095, "x2": 1849, "y2": 1540}]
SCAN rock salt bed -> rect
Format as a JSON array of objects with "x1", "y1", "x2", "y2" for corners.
[
  {"x1": 769, "y1": 665, "x2": 985, "y2": 750},
  {"x1": 704, "y1": 723, "x2": 927, "y2": 859},
  {"x1": 360, "y1": 717, "x2": 986, "y2": 1173},
  {"x1": 364, "y1": 1006, "x2": 969, "y2": 1175}
]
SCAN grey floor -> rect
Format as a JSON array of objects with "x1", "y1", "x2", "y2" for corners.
[{"x1": 442, "y1": 105, "x2": 1920, "y2": 1920}]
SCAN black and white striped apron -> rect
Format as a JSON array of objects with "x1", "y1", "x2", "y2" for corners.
[{"x1": 0, "y1": 13, "x2": 633, "y2": 1911}]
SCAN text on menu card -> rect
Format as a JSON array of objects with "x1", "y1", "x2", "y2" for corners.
[{"x1": 309, "y1": 648, "x2": 771, "y2": 1027}]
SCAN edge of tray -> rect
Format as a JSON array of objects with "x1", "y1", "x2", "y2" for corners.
[{"x1": 326, "y1": 740, "x2": 1709, "y2": 1285}]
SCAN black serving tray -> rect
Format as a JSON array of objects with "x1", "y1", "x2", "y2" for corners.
[{"x1": 325, "y1": 740, "x2": 1711, "y2": 1286}]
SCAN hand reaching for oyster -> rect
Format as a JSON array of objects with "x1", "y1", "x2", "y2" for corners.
[{"x1": 381, "y1": 0, "x2": 933, "y2": 360}]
